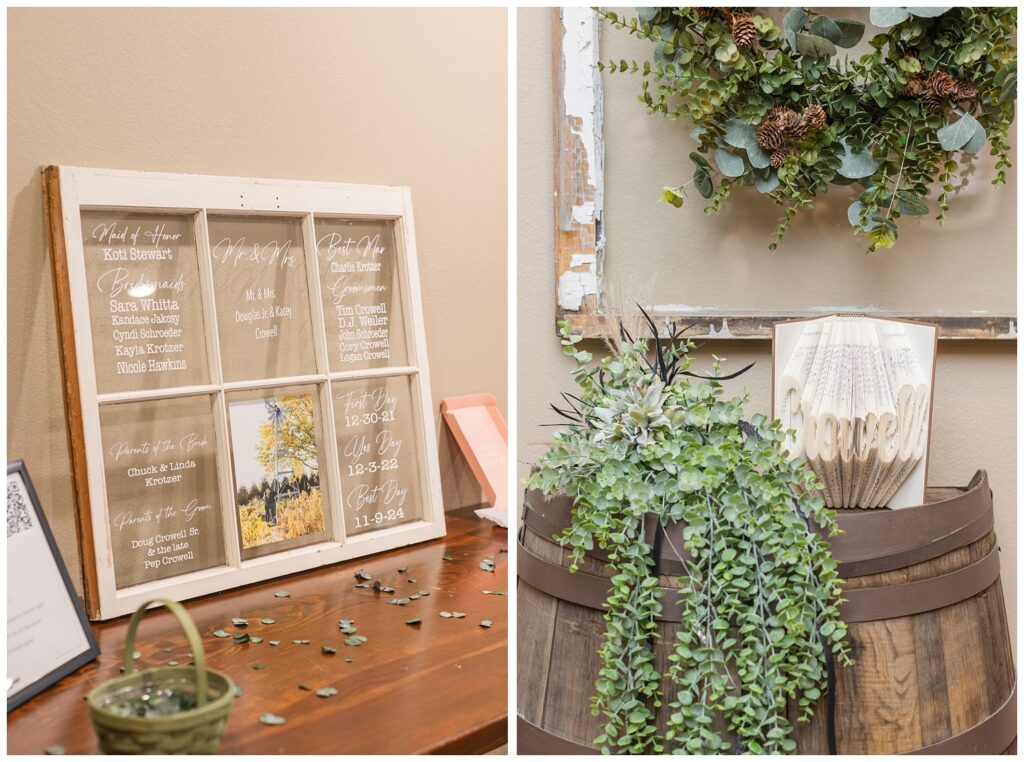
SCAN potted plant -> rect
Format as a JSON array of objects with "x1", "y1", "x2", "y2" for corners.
[{"x1": 527, "y1": 310, "x2": 851, "y2": 754}]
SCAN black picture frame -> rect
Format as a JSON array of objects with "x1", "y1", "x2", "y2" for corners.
[{"x1": 7, "y1": 460, "x2": 99, "y2": 711}]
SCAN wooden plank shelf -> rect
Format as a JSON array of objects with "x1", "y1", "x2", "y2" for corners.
[{"x1": 6, "y1": 508, "x2": 508, "y2": 755}]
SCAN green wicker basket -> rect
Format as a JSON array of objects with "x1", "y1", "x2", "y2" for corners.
[{"x1": 87, "y1": 599, "x2": 234, "y2": 754}]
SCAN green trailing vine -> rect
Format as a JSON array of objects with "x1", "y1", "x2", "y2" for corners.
[
  {"x1": 598, "y1": 7, "x2": 1017, "y2": 251},
  {"x1": 527, "y1": 313, "x2": 852, "y2": 754}
]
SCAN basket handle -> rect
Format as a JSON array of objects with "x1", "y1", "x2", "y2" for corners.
[{"x1": 122, "y1": 599, "x2": 209, "y2": 708}]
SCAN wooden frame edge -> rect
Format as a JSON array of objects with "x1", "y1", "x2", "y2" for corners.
[{"x1": 42, "y1": 165, "x2": 101, "y2": 618}]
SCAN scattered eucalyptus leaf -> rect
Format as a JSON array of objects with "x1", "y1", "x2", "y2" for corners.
[
  {"x1": 252, "y1": 663, "x2": 265, "y2": 670},
  {"x1": 132, "y1": 651, "x2": 141, "y2": 660},
  {"x1": 442, "y1": 554, "x2": 453, "y2": 561},
  {"x1": 44, "y1": 746, "x2": 65, "y2": 755},
  {"x1": 339, "y1": 626, "x2": 357, "y2": 635},
  {"x1": 259, "y1": 713, "x2": 286, "y2": 726},
  {"x1": 354, "y1": 583, "x2": 369, "y2": 589},
  {"x1": 233, "y1": 633, "x2": 250, "y2": 645},
  {"x1": 397, "y1": 567, "x2": 408, "y2": 573},
  {"x1": 344, "y1": 636, "x2": 366, "y2": 646},
  {"x1": 268, "y1": 640, "x2": 281, "y2": 646},
  {"x1": 232, "y1": 618, "x2": 248, "y2": 627},
  {"x1": 479, "y1": 559, "x2": 496, "y2": 573},
  {"x1": 322, "y1": 645, "x2": 337, "y2": 655},
  {"x1": 234, "y1": 684, "x2": 243, "y2": 697},
  {"x1": 406, "y1": 618, "x2": 422, "y2": 625},
  {"x1": 439, "y1": 611, "x2": 453, "y2": 618},
  {"x1": 213, "y1": 630, "x2": 230, "y2": 638},
  {"x1": 482, "y1": 590, "x2": 506, "y2": 596},
  {"x1": 480, "y1": 620, "x2": 493, "y2": 628},
  {"x1": 299, "y1": 683, "x2": 312, "y2": 691},
  {"x1": 292, "y1": 639, "x2": 311, "y2": 645},
  {"x1": 273, "y1": 590, "x2": 289, "y2": 598},
  {"x1": 168, "y1": 660, "x2": 180, "y2": 666},
  {"x1": 260, "y1": 618, "x2": 275, "y2": 625},
  {"x1": 249, "y1": 637, "x2": 263, "y2": 644},
  {"x1": 355, "y1": 570, "x2": 372, "y2": 580},
  {"x1": 452, "y1": 612, "x2": 466, "y2": 619},
  {"x1": 316, "y1": 687, "x2": 338, "y2": 698},
  {"x1": 417, "y1": 590, "x2": 431, "y2": 597},
  {"x1": 345, "y1": 656, "x2": 353, "y2": 663},
  {"x1": 407, "y1": 578, "x2": 417, "y2": 583},
  {"x1": 409, "y1": 594, "x2": 421, "y2": 601}
]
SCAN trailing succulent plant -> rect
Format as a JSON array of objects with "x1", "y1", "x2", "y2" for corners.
[
  {"x1": 527, "y1": 311, "x2": 852, "y2": 754},
  {"x1": 598, "y1": 7, "x2": 1017, "y2": 251}
]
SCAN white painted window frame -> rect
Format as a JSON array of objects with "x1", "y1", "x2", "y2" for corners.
[
  {"x1": 48, "y1": 165, "x2": 445, "y2": 620},
  {"x1": 553, "y1": 8, "x2": 1016, "y2": 341}
]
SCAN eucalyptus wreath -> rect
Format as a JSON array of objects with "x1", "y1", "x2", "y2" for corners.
[
  {"x1": 598, "y1": 6, "x2": 1017, "y2": 251},
  {"x1": 527, "y1": 314, "x2": 852, "y2": 754}
]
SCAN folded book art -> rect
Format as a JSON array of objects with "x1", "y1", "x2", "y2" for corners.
[{"x1": 772, "y1": 315, "x2": 937, "y2": 510}]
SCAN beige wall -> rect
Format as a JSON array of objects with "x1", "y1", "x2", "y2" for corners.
[
  {"x1": 518, "y1": 9, "x2": 1016, "y2": 641},
  {"x1": 8, "y1": 8, "x2": 507, "y2": 597}
]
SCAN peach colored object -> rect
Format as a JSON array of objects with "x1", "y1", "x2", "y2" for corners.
[{"x1": 441, "y1": 394, "x2": 508, "y2": 517}]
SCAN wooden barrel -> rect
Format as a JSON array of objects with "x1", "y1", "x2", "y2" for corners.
[{"x1": 517, "y1": 470, "x2": 1016, "y2": 755}]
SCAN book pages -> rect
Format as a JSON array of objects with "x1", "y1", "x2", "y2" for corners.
[{"x1": 777, "y1": 316, "x2": 932, "y2": 509}]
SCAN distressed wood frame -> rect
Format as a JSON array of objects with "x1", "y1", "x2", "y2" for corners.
[
  {"x1": 551, "y1": 8, "x2": 1016, "y2": 341},
  {"x1": 43, "y1": 165, "x2": 446, "y2": 619}
]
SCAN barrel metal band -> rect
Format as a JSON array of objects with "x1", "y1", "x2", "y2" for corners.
[
  {"x1": 517, "y1": 540, "x2": 1001, "y2": 624},
  {"x1": 517, "y1": 682, "x2": 1016, "y2": 756},
  {"x1": 522, "y1": 469, "x2": 993, "y2": 579}
]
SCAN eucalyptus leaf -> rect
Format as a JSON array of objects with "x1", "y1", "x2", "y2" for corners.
[
  {"x1": 406, "y1": 618, "x2": 422, "y2": 625},
  {"x1": 232, "y1": 618, "x2": 248, "y2": 627},
  {"x1": 832, "y1": 18, "x2": 865, "y2": 48},
  {"x1": 897, "y1": 191, "x2": 929, "y2": 215},
  {"x1": 746, "y1": 143, "x2": 771, "y2": 170},
  {"x1": 869, "y1": 7, "x2": 911, "y2": 27},
  {"x1": 322, "y1": 645, "x2": 337, "y2": 655},
  {"x1": 714, "y1": 148, "x2": 746, "y2": 178},
  {"x1": 808, "y1": 16, "x2": 842, "y2": 44},
  {"x1": 480, "y1": 620, "x2": 493, "y2": 628},
  {"x1": 783, "y1": 8, "x2": 809, "y2": 50},
  {"x1": 723, "y1": 119, "x2": 757, "y2": 151},
  {"x1": 259, "y1": 713, "x2": 286, "y2": 726},
  {"x1": 213, "y1": 630, "x2": 230, "y2": 639},
  {"x1": 693, "y1": 166, "x2": 714, "y2": 198},
  {"x1": 962, "y1": 121, "x2": 987, "y2": 154},
  {"x1": 260, "y1": 618, "x2": 275, "y2": 625},
  {"x1": 45, "y1": 746, "x2": 66, "y2": 755},
  {"x1": 795, "y1": 32, "x2": 836, "y2": 58},
  {"x1": 838, "y1": 141, "x2": 880, "y2": 179},
  {"x1": 273, "y1": 590, "x2": 289, "y2": 598},
  {"x1": 754, "y1": 172, "x2": 780, "y2": 194},
  {"x1": 937, "y1": 112, "x2": 981, "y2": 151},
  {"x1": 316, "y1": 687, "x2": 338, "y2": 698}
]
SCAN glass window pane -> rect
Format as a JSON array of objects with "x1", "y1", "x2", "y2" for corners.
[
  {"x1": 331, "y1": 376, "x2": 423, "y2": 536},
  {"x1": 99, "y1": 395, "x2": 225, "y2": 589},
  {"x1": 314, "y1": 218, "x2": 409, "y2": 371},
  {"x1": 208, "y1": 215, "x2": 317, "y2": 382},
  {"x1": 226, "y1": 385, "x2": 331, "y2": 560},
  {"x1": 80, "y1": 210, "x2": 211, "y2": 394}
]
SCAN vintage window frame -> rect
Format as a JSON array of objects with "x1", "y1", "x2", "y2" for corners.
[
  {"x1": 44, "y1": 165, "x2": 445, "y2": 620},
  {"x1": 552, "y1": 8, "x2": 1016, "y2": 341}
]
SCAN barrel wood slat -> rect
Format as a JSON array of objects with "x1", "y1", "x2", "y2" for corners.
[{"x1": 517, "y1": 470, "x2": 1016, "y2": 755}]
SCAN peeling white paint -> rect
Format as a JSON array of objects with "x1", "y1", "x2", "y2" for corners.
[
  {"x1": 558, "y1": 268, "x2": 599, "y2": 311},
  {"x1": 704, "y1": 320, "x2": 738, "y2": 340},
  {"x1": 997, "y1": 320, "x2": 1017, "y2": 339},
  {"x1": 561, "y1": 8, "x2": 604, "y2": 209},
  {"x1": 572, "y1": 201, "x2": 595, "y2": 224},
  {"x1": 570, "y1": 253, "x2": 596, "y2": 268}
]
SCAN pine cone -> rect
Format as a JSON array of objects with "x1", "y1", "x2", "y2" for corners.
[
  {"x1": 927, "y1": 70, "x2": 957, "y2": 97},
  {"x1": 756, "y1": 120, "x2": 785, "y2": 150},
  {"x1": 923, "y1": 92, "x2": 946, "y2": 114},
  {"x1": 778, "y1": 108, "x2": 803, "y2": 134},
  {"x1": 952, "y1": 79, "x2": 978, "y2": 101},
  {"x1": 730, "y1": 12, "x2": 757, "y2": 48},
  {"x1": 903, "y1": 75, "x2": 927, "y2": 98},
  {"x1": 789, "y1": 117, "x2": 811, "y2": 138},
  {"x1": 802, "y1": 104, "x2": 827, "y2": 130},
  {"x1": 770, "y1": 147, "x2": 793, "y2": 169},
  {"x1": 694, "y1": 7, "x2": 719, "y2": 20}
]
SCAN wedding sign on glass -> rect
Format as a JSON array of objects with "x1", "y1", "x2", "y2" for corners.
[{"x1": 44, "y1": 166, "x2": 445, "y2": 620}]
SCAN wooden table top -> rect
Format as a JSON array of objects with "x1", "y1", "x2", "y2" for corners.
[{"x1": 7, "y1": 508, "x2": 508, "y2": 755}]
